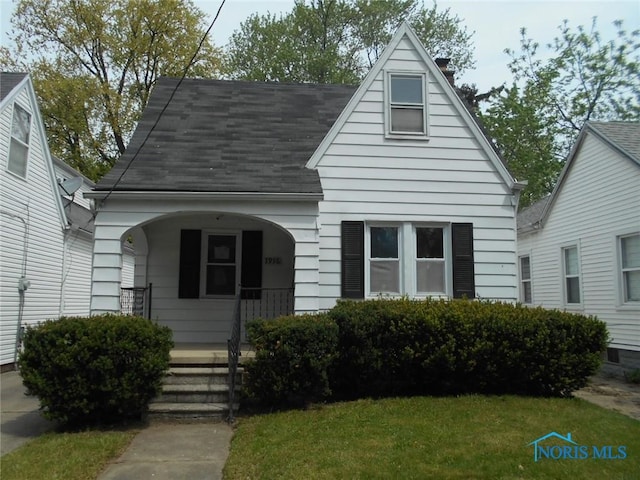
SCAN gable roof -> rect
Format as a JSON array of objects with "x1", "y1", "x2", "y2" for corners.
[
  {"x1": 517, "y1": 121, "x2": 640, "y2": 233},
  {"x1": 0, "y1": 72, "x2": 68, "y2": 230},
  {"x1": 95, "y1": 79, "x2": 357, "y2": 195},
  {"x1": 0, "y1": 72, "x2": 28, "y2": 102},
  {"x1": 306, "y1": 22, "x2": 520, "y2": 191}
]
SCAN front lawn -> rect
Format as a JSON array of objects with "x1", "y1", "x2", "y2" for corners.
[
  {"x1": 0, "y1": 428, "x2": 138, "y2": 480},
  {"x1": 225, "y1": 395, "x2": 640, "y2": 479}
]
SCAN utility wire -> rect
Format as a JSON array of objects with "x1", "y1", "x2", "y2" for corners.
[{"x1": 98, "y1": 0, "x2": 227, "y2": 208}]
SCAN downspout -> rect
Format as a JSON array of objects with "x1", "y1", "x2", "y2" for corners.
[{"x1": 0, "y1": 203, "x2": 30, "y2": 368}]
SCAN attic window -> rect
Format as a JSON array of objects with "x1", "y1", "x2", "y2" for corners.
[
  {"x1": 386, "y1": 72, "x2": 427, "y2": 137},
  {"x1": 8, "y1": 104, "x2": 31, "y2": 178}
]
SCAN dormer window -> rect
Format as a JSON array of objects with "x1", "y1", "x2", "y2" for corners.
[
  {"x1": 8, "y1": 104, "x2": 31, "y2": 178},
  {"x1": 386, "y1": 72, "x2": 427, "y2": 138}
]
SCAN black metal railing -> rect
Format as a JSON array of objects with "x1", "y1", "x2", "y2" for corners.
[
  {"x1": 227, "y1": 290, "x2": 242, "y2": 423},
  {"x1": 240, "y1": 287, "x2": 294, "y2": 323},
  {"x1": 120, "y1": 284, "x2": 152, "y2": 319}
]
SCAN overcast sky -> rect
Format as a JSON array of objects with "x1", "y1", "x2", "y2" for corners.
[{"x1": 2, "y1": 0, "x2": 639, "y2": 91}]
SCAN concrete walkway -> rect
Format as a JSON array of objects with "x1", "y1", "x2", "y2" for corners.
[
  {"x1": 97, "y1": 421, "x2": 233, "y2": 480},
  {"x1": 1, "y1": 370, "x2": 55, "y2": 456}
]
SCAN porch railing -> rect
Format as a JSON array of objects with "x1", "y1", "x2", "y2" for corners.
[
  {"x1": 240, "y1": 287, "x2": 294, "y2": 323},
  {"x1": 227, "y1": 290, "x2": 242, "y2": 423},
  {"x1": 120, "y1": 284, "x2": 152, "y2": 319}
]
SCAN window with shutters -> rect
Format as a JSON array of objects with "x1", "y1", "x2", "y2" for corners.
[
  {"x1": 179, "y1": 230, "x2": 262, "y2": 299},
  {"x1": 341, "y1": 222, "x2": 471, "y2": 298}
]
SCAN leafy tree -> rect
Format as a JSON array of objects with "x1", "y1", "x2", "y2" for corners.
[
  {"x1": 481, "y1": 18, "x2": 640, "y2": 209},
  {"x1": 3, "y1": 0, "x2": 223, "y2": 180},
  {"x1": 225, "y1": 0, "x2": 475, "y2": 83}
]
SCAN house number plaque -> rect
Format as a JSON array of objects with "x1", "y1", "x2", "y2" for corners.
[{"x1": 265, "y1": 257, "x2": 282, "y2": 265}]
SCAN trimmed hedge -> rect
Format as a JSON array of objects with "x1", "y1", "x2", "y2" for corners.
[
  {"x1": 19, "y1": 314, "x2": 173, "y2": 426},
  {"x1": 244, "y1": 314, "x2": 338, "y2": 406},
  {"x1": 244, "y1": 299, "x2": 608, "y2": 406}
]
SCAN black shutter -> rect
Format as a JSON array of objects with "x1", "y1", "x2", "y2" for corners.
[
  {"x1": 178, "y1": 229, "x2": 201, "y2": 299},
  {"x1": 241, "y1": 231, "x2": 263, "y2": 299},
  {"x1": 341, "y1": 221, "x2": 364, "y2": 299},
  {"x1": 452, "y1": 223, "x2": 475, "y2": 299}
]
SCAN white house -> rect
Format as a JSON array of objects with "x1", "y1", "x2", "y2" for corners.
[
  {"x1": 517, "y1": 121, "x2": 640, "y2": 372},
  {"x1": 0, "y1": 72, "x2": 134, "y2": 369},
  {"x1": 86, "y1": 23, "x2": 524, "y2": 345}
]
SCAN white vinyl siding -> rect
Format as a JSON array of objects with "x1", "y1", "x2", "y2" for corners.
[
  {"x1": 0, "y1": 84, "x2": 66, "y2": 365},
  {"x1": 316, "y1": 34, "x2": 517, "y2": 309},
  {"x1": 517, "y1": 130, "x2": 640, "y2": 352}
]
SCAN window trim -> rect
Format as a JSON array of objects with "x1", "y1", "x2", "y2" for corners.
[
  {"x1": 384, "y1": 70, "x2": 428, "y2": 139},
  {"x1": 200, "y1": 231, "x2": 242, "y2": 298},
  {"x1": 7, "y1": 103, "x2": 31, "y2": 179},
  {"x1": 618, "y1": 232, "x2": 640, "y2": 306},
  {"x1": 561, "y1": 244, "x2": 582, "y2": 307},
  {"x1": 519, "y1": 255, "x2": 532, "y2": 304}
]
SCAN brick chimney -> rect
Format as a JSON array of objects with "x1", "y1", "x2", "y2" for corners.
[{"x1": 435, "y1": 58, "x2": 455, "y2": 87}]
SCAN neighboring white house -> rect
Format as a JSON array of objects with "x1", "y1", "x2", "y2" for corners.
[
  {"x1": 86, "y1": 23, "x2": 524, "y2": 344},
  {"x1": 517, "y1": 121, "x2": 640, "y2": 372},
  {"x1": 0, "y1": 72, "x2": 134, "y2": 369}
]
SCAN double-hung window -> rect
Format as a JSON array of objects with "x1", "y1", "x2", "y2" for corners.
[
  {"x1": 519, "y1": 255, "x2": 532, "y2": 304},
  {"x1": 620, "y1": 233, "x2": 640, "y2": 304},
  {"x1": 563, "y1": 245, "x2": 581, "y2": 304},
  {"x1": 8, "y1": 104, "x2": 31, "y2": 178},
  {"x1": 204, "y1": 234, "x2": 238, "y2": 296},
  {"x1": 387, "y1": 72, "x2": 427, "y2": 136},
  {"x1": 416, "y1": 227, "x2": 446, "y2": 294},
  {"x1": 369, "y1": 226, "x2": 400, "y2": 294}
]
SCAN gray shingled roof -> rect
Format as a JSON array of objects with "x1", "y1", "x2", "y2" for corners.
[
  {"x1": 0, "y1": 72, "x2": 28, "y2": 101},
  {"x1": 96, "y1": 78, "x2": 357, "y2": 193},
  {"x1": 516, "y1": 195, "x2": 550, "y2": 232},
  {"x1": 588, "y1": 121, "x2": 640, "y2": 164}
]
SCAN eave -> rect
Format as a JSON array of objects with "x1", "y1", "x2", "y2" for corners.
[{"x1": 84, "y1": 191, "x2": 324, "y2": 202}]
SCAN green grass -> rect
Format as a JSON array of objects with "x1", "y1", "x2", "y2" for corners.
[
  {"x1": 0, "y1": 428, "x2": 138, "y2": 480},
  {"x1": 225, "y1": 396, "x2": 640, "y2": 480}
]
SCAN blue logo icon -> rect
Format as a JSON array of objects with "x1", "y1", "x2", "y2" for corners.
[{"x1": 528, "y1": 432, "x2": 627, "y2": 462}]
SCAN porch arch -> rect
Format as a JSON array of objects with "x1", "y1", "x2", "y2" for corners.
[{"x1": 89, "y1": 198, "x2": 320, "y2": 319}]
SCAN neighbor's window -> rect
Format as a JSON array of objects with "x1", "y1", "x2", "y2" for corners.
[
  {"x1": 416, "y1": 227, "x2": 445, "y2": 294},
  {"x1": 8, "y1": 104, "x2": 31, "y2": 178},
  {"x1": 519, "y1": 256, "x2": 532, "y2": 304},
  {"x1": 370, "y1": 226, "x2": 400, "y2": 294},
  {"x1": 204, "y1": 234, "x2": 237, "y2": 296},
  {"x1": 388, "y1": 73, "x2": 426, "y2": 135},
  {"x1": 620, "y1": 233, "x2": 640, "y2": 303},
  {"x1": 563, "y1": 246, "x2": 581, "y2": 304}
]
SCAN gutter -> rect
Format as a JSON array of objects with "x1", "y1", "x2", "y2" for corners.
[{"x1": 84, "y1": 191, "x2": 325, "y2": 202}]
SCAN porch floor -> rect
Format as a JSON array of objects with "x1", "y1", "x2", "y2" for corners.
[{"x1": 171, "y1": 343, "x2": 255, "y2": 365}]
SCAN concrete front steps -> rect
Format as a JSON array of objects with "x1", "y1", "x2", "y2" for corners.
[{"x1": 149, "y1": 363, "x2": 242, "y2": 421}]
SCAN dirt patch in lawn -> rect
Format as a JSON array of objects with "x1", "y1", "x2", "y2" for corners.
[{"x1": 574, "y1": 374, "x2": 640, "y2": 420}]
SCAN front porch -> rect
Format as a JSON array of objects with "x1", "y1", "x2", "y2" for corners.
[{"x1": 170, "y1": 343, "x2": 255, "y2": 365}]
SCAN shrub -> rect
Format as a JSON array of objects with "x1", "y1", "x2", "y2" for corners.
[
  {"x1": 19, "y1": 314, "x2": 173, "y2": 426},
  {"x1": 329, "y1": 298, "x2": 608, "y2": 398},
  {"x1": 244, "y1": 314, "x2": 338, "y2": 406}
]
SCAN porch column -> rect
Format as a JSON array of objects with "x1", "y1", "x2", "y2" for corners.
[
  {"x1": 292, "y1": 227, "x2": 320, "y2": 314},
  {"x1": 90, "y1": 222, "x2": 132, "y2": 315}
]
